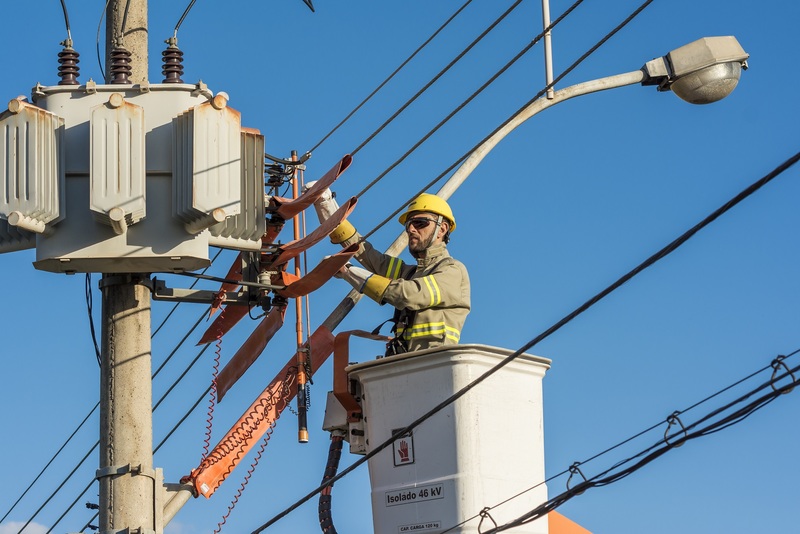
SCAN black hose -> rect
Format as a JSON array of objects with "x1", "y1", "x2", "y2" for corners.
[{"x1": 318, "y1": 434, "x2": 344, "y2": 533}]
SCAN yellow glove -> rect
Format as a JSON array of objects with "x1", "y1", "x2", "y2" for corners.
[
  {"x1": 362, "y1": 273, "x2": 391, "y2": 303},
  {"x1": 330, "y1": 220, "x2": 356, "y2": 244}
]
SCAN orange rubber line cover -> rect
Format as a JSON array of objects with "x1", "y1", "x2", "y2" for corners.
[
  {"x1": 216, "y1": 305, "x2": 287, "y2": 402},
  {"x1": 268, "y1": 197, "x2": 357, "y2": 268},
  {"x1": 271, "y1": 154, "x2": 352, "y2": 220},
  {"x1": 197, "y1": 305, "x2": 250, "y2": 345},
  {"x1": 276, "y1": 243, "x2": 359, "y2": 299},
  {"x1": 208, "y1": 255, "x2": 244, "y2": 318},
  {"x1": 188, "y1": 325, "x2": 335, "y2": 498}
]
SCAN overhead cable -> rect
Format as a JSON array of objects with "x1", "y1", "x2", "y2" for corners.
[
  {"x1": 59, "y1": 346, "x2": 212, "y2": 534},
  {"x1": 174, "y1": 0, "x2": 200, "y2": 37},
  {"x1": 58, "y1": 0, "x2": 73, "y2": 41},
  {"x1": 0, "y1": 404, "x2": 96, "y2": 525},
  {"x1": 443, "y1": 349, "x2": 800, "y2": 532},
  {"x1": 78, "y1": 384, "x2": 213, "y2": 533},
  {"x1": 152, "y1": 248, "x2": 223, "y2": 338},
  {"x1": 251, "y1": 147, "x2": 800, "y2": 532},
  {"x1": 307, "y1": 0, "x2": 476, "y2": 154},
  {"x1": 95, "y1": 0, "x2": 113, "y2": 81},
  {"x1": 20, "y1": 436, "x2": 97, "y2": 534},
  {"x1": 485, "y1": 353, "x2": 800, "y2": 532},
  {"x1": 348, "y1": 0, "x2": 526, "y2": 158},
  {"x1": 85, "y1": 274, "x2": 101, "y2": 365},
  {"x1": 354, "y1": 0, "x2": 586, "y2": 205}
]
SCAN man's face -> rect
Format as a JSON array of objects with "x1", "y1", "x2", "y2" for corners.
[{"x1": 405, "y1": 211, "x2": 447, "y2": 255}]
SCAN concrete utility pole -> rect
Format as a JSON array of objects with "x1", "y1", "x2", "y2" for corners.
[
  {"x1": 99, "y1": 2, "x2": 155, "y2": 532},
  {"x1": 106, "y1": 0, "x2": 149, "y2": 83},
  {"x1": 99, "y1": 276, "x2": 157, "y2": 531},
  {"x1": 1, "y1": 0, "x2": 258, "y2": 529}
]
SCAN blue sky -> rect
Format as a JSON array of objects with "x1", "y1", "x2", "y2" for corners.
[{"x1": 1, "y1": 1, "x2": 798, "y2": 533}]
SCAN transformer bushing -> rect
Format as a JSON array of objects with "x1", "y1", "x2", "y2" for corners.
[
  {"x1": 57, "y1": 44, "x2": 80, "y2": 86},
  {"x1": 109, "y1": 47, "x2": 132, "y2": 84},
  {"x1": 162, "y1": 44, "x2": 185, "y2": 84}
]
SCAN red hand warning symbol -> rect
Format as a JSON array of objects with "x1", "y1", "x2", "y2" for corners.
[{"x1": 398, "y1": 439, "x2": 410, "y2": 462}]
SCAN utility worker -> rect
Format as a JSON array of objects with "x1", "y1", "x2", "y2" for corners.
[{"x1": 311, "y1": 189, "x2": 470, "y2": 354}]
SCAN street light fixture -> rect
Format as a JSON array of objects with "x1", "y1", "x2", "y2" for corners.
[{"x1": 642, "y1": 36, "x2": 749, "y2": 104}]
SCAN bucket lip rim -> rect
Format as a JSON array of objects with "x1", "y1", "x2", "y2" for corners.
[{"x1": 346, "y1": 343, "x2": 551, "y2": 374}]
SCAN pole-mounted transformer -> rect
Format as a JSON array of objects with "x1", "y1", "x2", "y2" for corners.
[{"x1": 0, "y1": 81, "x2": 266, "y2": 272}]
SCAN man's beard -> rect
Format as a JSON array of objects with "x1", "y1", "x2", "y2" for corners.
[{"x1": 408, "y1": 231, "x2": 436, "y2": 257}]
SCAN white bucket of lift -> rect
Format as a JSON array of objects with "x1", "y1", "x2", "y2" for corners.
[{"x1": 347, "y1": 344, "x2": 551, "y2": 534}]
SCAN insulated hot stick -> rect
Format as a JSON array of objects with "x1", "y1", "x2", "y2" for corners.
[{"x1": 293, "y1": 151, "x2": 310, "y2": 443}]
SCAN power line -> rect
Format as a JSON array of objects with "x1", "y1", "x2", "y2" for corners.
[
  {"x1": 348, "y1": 0, "x2": 526, "y2": 158},
  {"x1": 486, "y1": 353, "x2": 800, "y2": 532},
  {"x1": 50, "y1": 344, "x2": 213, "y2": 534},
  {"x1": 78, "y1": 384, "x2": 213, "y2": 534},
  {"x1": 95, "y1": 0, "x2": 113, "y2": 82},
  {"x1": 0, "y1": 404, "x2": 96, "y2": 525},
  {"x1": 442, "y1": 349, "x2": 800, "y2": 532},
  {"x1": 85, "y1": 274, "x2": 101, "y2": 366},
  {"x1": 307, "y1": 0, "x2": 476, "y2": 154},
  {"x1": 173, "y1": 0, "x2": 199, "y2": 37},
  {"x1": 152, "y1": 248, "x2": 223, "y2": 338},
  {"x1": 58, "y1": 0, "x2": 73, "y2": 41},
  {"x1": 353, "y1": 0, "x2": 586, "y2": 204}
]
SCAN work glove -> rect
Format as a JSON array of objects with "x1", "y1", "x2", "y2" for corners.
[
  {"x1": 337, "y1": 263, "x2": 391, "y2": 303},
  {"x1": 303, "y1": 181, "x2": 341, "y2": 225},
  {"x1": 338, "y1": 263, "x2": 372, "y2": 292}
]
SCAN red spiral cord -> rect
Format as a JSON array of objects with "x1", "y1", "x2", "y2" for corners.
[
  {"x1": 201, "y1": 333, "x2": 223, "y2": 461},
  {"x1": 213, "y1": 423, "x2": 277, "y2": 533}
]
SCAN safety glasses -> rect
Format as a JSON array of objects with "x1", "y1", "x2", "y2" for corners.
[{"x1": 404, "y1": 217, "x2": 439, "y2": 232}]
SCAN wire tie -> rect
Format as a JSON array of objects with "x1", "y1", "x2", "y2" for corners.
[
  {"x1": 770, "y1": 355, "x2": 795, "y2": 394},
  {"x1": 477, "y1": 507, "x2": 498, "y2": 533},
  {"x1": 664, "y1": 411, "x2": 687, "y2": 447},
  {"x1": 566, "y1": 462, "x2": 587, "y2": 493}
]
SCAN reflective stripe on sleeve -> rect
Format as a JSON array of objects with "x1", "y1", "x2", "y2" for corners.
[
  {"x1": 422, "y1": 275, "x2": 442, "y2": 307},
  {"x1": 385, "y1": 257, "x2": 404, "y2": 279}
]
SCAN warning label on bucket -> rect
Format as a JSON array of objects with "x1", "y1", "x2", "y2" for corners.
[
  {"x1": 398, "y1": 520, "x2": 441, "y2": 532},
  {"x1": 385, "y1": 483, "x2": 444, "y2": 507}
]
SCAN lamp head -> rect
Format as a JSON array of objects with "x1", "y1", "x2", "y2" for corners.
[{"x1": 642, "y1": 36, "x2": 749, "y2": 104}]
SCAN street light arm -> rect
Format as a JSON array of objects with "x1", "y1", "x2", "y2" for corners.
[{"x1": 439, "y1": 69, "x2": 647, "y2": 200}]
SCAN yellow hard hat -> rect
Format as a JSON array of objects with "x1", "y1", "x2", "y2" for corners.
[{"x1": 398, "y1": 193, "x2": 456, "y2": 232}]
